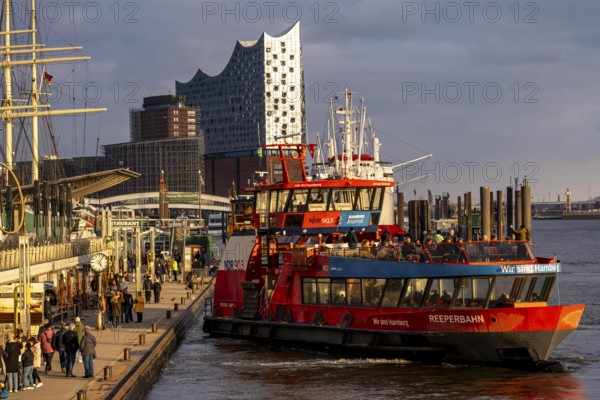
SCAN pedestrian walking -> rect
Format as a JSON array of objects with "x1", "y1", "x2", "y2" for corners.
[
  {"x1": 3, "y1": 333, "x2": 20, "y2": 393},
  {"x1": 172, "y1": 258, "x2": 179, "y2": 281},
  {"x1": 53, "y1": 322, "x2": 68, "y2": 373},
  {"x1": 111, "y1": 291, "x2": 124, "y2": 328},
  {"x1": 39, "y1": 322, "x2": 55, "y2": 373},
  {"x1": 79, "y1": 327, "x2": 97, "y2": 378},
  {"x1": 28, "y1": 338, "x2": 43, "y2": 388},
  {"x1": 62, "y1": 323, "x2": 79, "y2": 377},
  {"x1": 21, "y1": 341, "x2": 35, "y2": 390},
  {"x1": 134, "y1": 291, "x2": 145, "y2": 323},
  {"x1": 122, "y1": 289, "x2": 134, "y2": 323},
  {"x1": 144, "y1": 275, "x2": 153, "y2": 302},
  {"x1": 152, "y1": 279, "x2": 162, "y2": 304},
  {"x1": 74, "y1": 316, "x2": 84, "y2": 363}
]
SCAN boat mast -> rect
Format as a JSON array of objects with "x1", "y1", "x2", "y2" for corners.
[
  {"x1": 342, "y1": 87, "x2": 351, "y2": 178},
  {"x1": 356, "y1": 97, "x2": 366, "y2": 177},
  {"x1": 2, "y1": 0, "x2": 14, "y2": 177},
  {"x1": 328, "y1": 96, "x2": 339, "y2": 176},
  {"x1": 1, "y1": 0, "x2": 107, "y2": 183},
  {"x1": 30, "y1": 0, "x2": 39, "y2": 182}
]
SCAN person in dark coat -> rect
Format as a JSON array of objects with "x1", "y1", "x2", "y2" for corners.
[
  {"x1": 152, "y1": 279, "x2": 162, "y2": 304},
  {"x1": 3, "y1": 333, "x2": 20, "y2": 392},
  {"x1": 122, "y1": 289, "x2": 134, "y2": 323},
  {"x1": 79, "y1": 326, "x2": 97, "y2": 378},
  {"x1": 21, "y1": 342, "x2": 35, "y2": 389},
  {"x1": 53, "y1": 322, "x2": 68, "y2": 373},
  {"x1": 62, "y1": 323, "x2": 79, "y2": 377},
  {"x1": 143, "y1": 276, "x2": 153, "y2": 302},
  {"x1": 346, "y1": 227, "x2": 358, "y2": 249}
]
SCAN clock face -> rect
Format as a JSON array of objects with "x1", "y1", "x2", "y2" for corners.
[{"x1": 90, "y1": 253, "x2": 108, "y2": 272}]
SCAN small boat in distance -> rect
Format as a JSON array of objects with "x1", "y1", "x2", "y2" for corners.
[{"x1": 203, "y1": 144, "x2": 585, "y2": 370}]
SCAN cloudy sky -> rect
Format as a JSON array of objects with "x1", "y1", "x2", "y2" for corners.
[{"x1": 18, "y1": 0, "x2": 600, "y2": 202}]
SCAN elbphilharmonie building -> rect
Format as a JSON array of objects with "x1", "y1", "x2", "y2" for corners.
[{"x1": 176, "y1": 22, "x2": 306, "y2": 196}]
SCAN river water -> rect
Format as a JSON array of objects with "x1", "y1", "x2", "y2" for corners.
[{"x1": 146, "y1": 219, "x2": 599, "y2": 399}]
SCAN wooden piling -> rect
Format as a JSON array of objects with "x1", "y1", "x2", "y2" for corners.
[{"x1": 480, "y1": 187, "x2": 491, "y2": 240}]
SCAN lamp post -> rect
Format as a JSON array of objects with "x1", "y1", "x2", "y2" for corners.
[{"x1": 198, "y1": 170, "x2": 204, "y2": 227}]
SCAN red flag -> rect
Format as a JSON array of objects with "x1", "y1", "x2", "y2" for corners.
[{"x1": 44, "y1": 72, "x2": 53, "y2": 85}]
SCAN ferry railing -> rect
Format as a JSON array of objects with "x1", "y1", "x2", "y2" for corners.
[{"x1": 0, "y1": 237, "x2": 106, "y2": 272}]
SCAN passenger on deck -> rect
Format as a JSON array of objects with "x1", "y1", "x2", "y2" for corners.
[
  {"x1": 433, "y1": 230, "x2": 444, "y2": 243},
  {"x1": 440, "y1": 290, "x2": 452, "y2": 304},
  {"x1": 314, "y1": 194, "x2": 324, "y2": 203},
  {"x1": 401, "y1": 238, "x2": 420, "y2": 262},
  {"x1": 510, "y1": 224, "x2": 530, "y2": 241},
  {"x1": 427, "y1": 290, "x2": 440, "y2": 306},
  {"x1": 346, "y1": 227, "x2": 358, "y2": 249},
  {"x1": 380, "y1": 228, "x2": 390, "y2": 244},
  {"x1": 360, "y1": 240, "x2": 375, "y2": 259},
  {"x1": 495, "y1": 292, "x2": 511, "y2": 306},
  {"x1": 377, "y1": 241, "x2": 396, "y2": 260}
]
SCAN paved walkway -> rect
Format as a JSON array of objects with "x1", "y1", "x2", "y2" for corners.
[{"x1": 5, "y1": 279, "x2": 212, "y2": 400}]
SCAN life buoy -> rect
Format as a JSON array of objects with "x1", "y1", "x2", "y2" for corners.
[
  {"x1": 340, "y1": 312, "x2": 353, "y2": 328},
  {"x1": 264, "y1": 310, "x2": 274, "y2": 321},
  {"x1": 283, "y1": 310, "x2": 293, "y2": 323},
  {"x1": 311, "y1": 309, "x2": 323, "y2": 326}
]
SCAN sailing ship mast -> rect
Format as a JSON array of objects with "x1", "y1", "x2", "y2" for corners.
[{"x1": 1, "y1": 0, "x2": 106, "y2": 182}]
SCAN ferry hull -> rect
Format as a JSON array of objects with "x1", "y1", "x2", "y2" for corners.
[
  {"x1": 203, "y1": 316, "x2": 579, "y2": 367},
  {"x1": 203, "y1": 303, "x2": 584, "y2": 367}
]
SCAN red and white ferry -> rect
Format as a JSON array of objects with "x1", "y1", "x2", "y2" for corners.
[{"x1": 204, "y1": 96, "x2": 583, "y2": 369}]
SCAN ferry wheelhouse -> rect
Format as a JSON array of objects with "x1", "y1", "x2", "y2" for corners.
[{"x1": 204, "y1": 144, "x2": 584, "y2": 369}]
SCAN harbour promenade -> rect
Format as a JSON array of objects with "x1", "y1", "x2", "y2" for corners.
[{"x1": 5, "y1": 279, "x2": 214, "y2": 400}]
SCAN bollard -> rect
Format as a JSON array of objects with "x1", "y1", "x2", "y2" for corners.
[
  {"x1": 186, "y1": 291, "x2": 191, "y2": 299},
  {"x1": 180, "y1": 297, "x2": 186, "y2": 305},
  {"x1": 139, "y1": 333, "x2": 146, "y2": 345},
  {"x1": 152, "y1": 322, "x2": 158, "y2": 333},
  {"x1": 124, "y1": 347, "x2": 131, "y2": 361},
  {"x1": 166, "y1": 310, "x2": 171, "y2": 319},
  {"x1": 174, "y1": 303, "x2": 179, "y2": 311},
  {"x1": 77, "y1": 390, "x2": 87, "y2": 400},
  {"x1": 104, "y1": 366, "x2": 112, "y2": 381}
]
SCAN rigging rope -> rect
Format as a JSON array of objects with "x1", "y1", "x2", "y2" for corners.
[{"x1": 0, "y1": 162, "x2": 26, "y2": 234}]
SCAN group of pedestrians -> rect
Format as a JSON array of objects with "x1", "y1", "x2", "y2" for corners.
[{"x1": 0, "y1": 318, "x2": 97, "y2": 393}]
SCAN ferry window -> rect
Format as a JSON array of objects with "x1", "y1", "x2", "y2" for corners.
[
  {"x1": 370, "y1": 188, "x2": 384, "y2": 211},
  {"x1": 490, "y1": 276, "x2": 519, "y2": 305},
  {"x1": 317, "y1": 278, "x2": 331, "y2": 304},
  {"x1": 455, "y1": 277, "x2": 491, "y2": 308},
  {"x1": 362, "y1": 278, "x2": 385, "y2": 307},
  {"x1": 331, "y1": 189, "x2": 355, "y2": 211},
  {"x1": 302, "y1": 278, "x2": 317, "y2": 304},
  {"x1": 381, "y1": 279, "x2": 403, "y2": 307},
  {"x1": 400, "y1": 278, "x2": 427, "y2": 307},
  {"x1": 516, "y1": 276, "x2": 554, "y2": 303},
  {"x1": 289, "y1": 189, "x2": 309, "y2": 212},
  {"x1": 331, "y1": 278, "x2": 347, "y2": 305},
  {"x1": 355, "y1": 188, "x2": 371, "y2": 211},
  {"x1": 522, "y1": 276, "x2": 550, "y2": 302},
  {"x1": 276, "y1": 190, "x2": 290, "y2": 212},
  {"x1": 256, "y1": 193, "x2": 268, "y2": 227},
  {"x1": 347, "y1": 278, "x2": 362, "y2": 306},
  {"x1": 439, "y1": 278, "x2": 459, "y2": 307}
]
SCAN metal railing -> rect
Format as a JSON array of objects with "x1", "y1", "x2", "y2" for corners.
[{"x1": 0, "y1": 237, "x2": 106, "y2": 271}]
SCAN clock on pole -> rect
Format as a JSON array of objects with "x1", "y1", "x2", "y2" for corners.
[{"x1": 90, "y1": 253, "x2": 108, "y2": 272}]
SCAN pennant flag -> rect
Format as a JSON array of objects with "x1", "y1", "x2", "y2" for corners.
[
  {"x1": 43, "y1": 72, "x2": 53, "y2": 85},
  {"x1": 428, "y1": 189, "x2": 433, "y2": 204}
]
